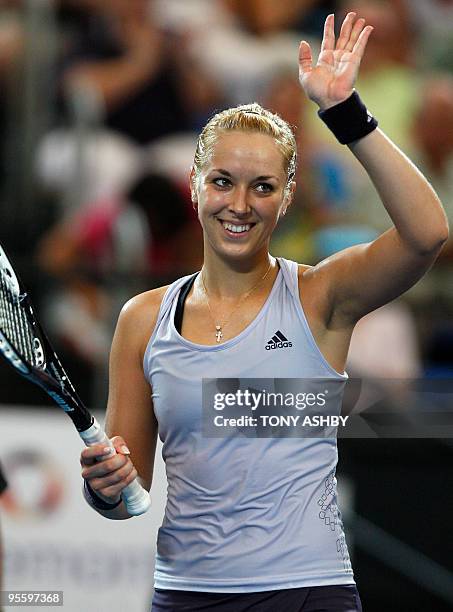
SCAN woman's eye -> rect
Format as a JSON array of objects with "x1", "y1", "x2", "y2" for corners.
[
  {"x1": 213, "y1": 177, "x2": 231, "y2": 188},
  {"x1": 255, "y1": 183, "x2": 273, "y2": 193}
]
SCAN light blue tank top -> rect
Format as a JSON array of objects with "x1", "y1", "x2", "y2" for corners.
[{"x1": 143, "y1": 257, "x2": 354, "y2": 593}]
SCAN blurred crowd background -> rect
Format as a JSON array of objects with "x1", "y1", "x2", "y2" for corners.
[
  {"x1": 1, "y1": 0, "x2": 453, "y2": 398},
  {"x1": 1, "y1": 1, "x2": 453, "y2": 610}
]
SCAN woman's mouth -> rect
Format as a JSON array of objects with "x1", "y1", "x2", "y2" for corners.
[{"x1": 218, "y1": 219, "x2": 255, "y2": 237}]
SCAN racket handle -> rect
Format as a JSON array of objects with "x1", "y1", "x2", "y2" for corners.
[{"x1": 79, "y1": 417, "x2": 151, "y2": 516}]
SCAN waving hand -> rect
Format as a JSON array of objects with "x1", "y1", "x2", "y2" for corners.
[{"x1": 299, "y1": 13, "x2": 373, "y2": 111}]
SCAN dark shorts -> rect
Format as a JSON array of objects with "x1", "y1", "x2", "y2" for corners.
[{"x1": 151, "y1": 584, "x2": 362, "y2": 611}]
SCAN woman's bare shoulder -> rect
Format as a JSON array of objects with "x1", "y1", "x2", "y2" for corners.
[
  {"x1": 297, "y1": 262, "x2": 321, "y2": 288},
  {"x1": 115, "y1": 285, "x2": 170, "y2": 352},
  {"x1": 297, "y1": 263, "x2": 312, "y2": 277},
  {"x1": 297, "y1": 260, "x2": 331, "y2": 287},
  {"x1": 122, "y1": 285, "x2": 170, "y2": 318}
]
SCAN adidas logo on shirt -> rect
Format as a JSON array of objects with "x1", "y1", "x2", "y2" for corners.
[{"x1": 265, "y1": 330, "x2": 293, "y2": 350}]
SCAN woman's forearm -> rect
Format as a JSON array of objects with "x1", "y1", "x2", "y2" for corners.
[{"x1": 349, "y1": 127, "x2": 449, "y2": 253}]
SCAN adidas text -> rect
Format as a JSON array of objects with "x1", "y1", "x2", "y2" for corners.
[{"x1": 266, "y1": 341, "x2": 292, "y2": 350}]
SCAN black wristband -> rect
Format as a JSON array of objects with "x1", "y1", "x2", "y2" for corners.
[
  {"x1": 318, "y1": 91, "x2": 378, "y2": 144},
  {"x1": 83, "y1": 479, "x2": 122, "y2": 510}
]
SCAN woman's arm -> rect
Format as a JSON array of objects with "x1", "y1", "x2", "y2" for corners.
[
  {"x1": 325, "y1": 128, "x2": 448, "y2": 324},
  {"x1": 80, "y1": 287, "x2": 167, "y2": 519},
  {"x1": 298, "y1": 13, "x2": 448, "y2": 326}
]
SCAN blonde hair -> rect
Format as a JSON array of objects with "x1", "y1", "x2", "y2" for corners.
[{"x1": 192, "y1": 103, "x2": 297, "y2": 197}]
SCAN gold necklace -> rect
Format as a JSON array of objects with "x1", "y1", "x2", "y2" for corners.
[{"x1": 201, "y1": 261, "x2": 273, "y2": 343}]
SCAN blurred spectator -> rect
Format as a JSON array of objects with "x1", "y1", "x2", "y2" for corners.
[
  {"x1": 35, "y1": 0, "x2": 222, "y2": 249},
  {"x1": 222, "y1": 0, "x2": 335, "y2": 36},
  {"x1": 0, "y1": 4, "x2": 23, "y2": 74},
  {"x1": 153, "y1": 0, "x2": 232, "y2": 49},
  {"x1": 54, "y1": 0, "x2": 98, "y2": 34},
  {"x1": 56, "y1": 0, "x2": 224, "y2": 146},
  {"x1": 36, "y1": 171, "x2": 202, "y2": 370},
  {"x1": 344, "y1": 0, "x2": 415, "y2": 149},
  {"x1": 160, "y1": 0, "x2": 310, "y2": 105},
  {"x1": 347, "y1": 301, "x2": 422, "y2": 379},
  {"x1": 38, "y1": 169, "x2": 200, "y2": 279},
  {"x1": 127, "y1": 172, "x2": 202, "y2": 275},
  {"x1": 155, "y1": 0, "x2": 340, "y2": 37},
  {"x1": 58, "y1": 0, "x2": 189, "y2": 145},
  {"x1": 393, "y1": 75, "x2": 453, "y2": 299},
  {"x1": 409, "y1": 75, "x2": 453, "y2": 372},
  {"x1": 170, "y1": 36, "x2": 225, "y2": 134},
  {"x1": 346, "y1": 0, "x2": 412, "y2": 69},
  {"x1": 0, "y1": 3, "x2": 24, "y2": 181},
  {"x1": 262, "y1": 67, "x2": 319, "y2": 262},
  {"x1": 36, "y1": 129, "x2": 143, "y2": 210},
  {"x1": 422, "y1": 296, "x2": 453, "y2": 376},
  {"x1": 411, "y1": 75, "x2": 453, "y2": 230},
  {"x1": 295, "y1": 0, "x2": 342, "y2": 36},
  {"x1": 406, "y1": 0, "x2": 453, "y2": 71}
]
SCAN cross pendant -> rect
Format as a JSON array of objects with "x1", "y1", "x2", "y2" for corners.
[{"x1": 215, "y1": 325, "x2": 223, "y2": 343}]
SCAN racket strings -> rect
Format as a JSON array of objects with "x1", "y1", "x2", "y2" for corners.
[{"x1": 0, "y1": 271, "x2": 36, "y2": 365}]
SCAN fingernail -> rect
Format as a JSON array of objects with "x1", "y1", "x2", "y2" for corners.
[
  {"x1": 120, "y1": 445, "x2": 130, "y2": 455},
  {"x1": 103, "y1": 447, "x2": 115, "y2": 455}
]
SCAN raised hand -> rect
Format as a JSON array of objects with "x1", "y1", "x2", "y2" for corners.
[{"x1": 298, "y1": 13, "x2": 373, "y2": 111}]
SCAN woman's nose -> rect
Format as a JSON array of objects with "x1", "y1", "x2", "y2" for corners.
[{"x1": 228, "y1": 186, "x2": 250, "y2": 216}]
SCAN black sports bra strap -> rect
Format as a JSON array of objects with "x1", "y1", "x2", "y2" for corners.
[{"x1": 174, "y1": 273, "x2": 198, "y2": 334}]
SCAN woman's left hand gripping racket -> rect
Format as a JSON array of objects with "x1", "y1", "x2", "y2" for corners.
[{"x1": 0, "y1": 242, "x2": 151, "y2": 516}]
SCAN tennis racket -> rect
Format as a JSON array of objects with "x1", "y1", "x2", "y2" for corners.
[{"x1": 0, "y1": 242, "x2": 150, "y2": 516}]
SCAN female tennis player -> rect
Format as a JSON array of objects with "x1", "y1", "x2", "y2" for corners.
[{"x1": 80, "y1": 13, "x2": 448, "y2": 612}]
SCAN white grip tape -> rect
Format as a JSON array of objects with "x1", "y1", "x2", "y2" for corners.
[{"x1": 79, "y1": 417, "x2": 151, "y2": 516}]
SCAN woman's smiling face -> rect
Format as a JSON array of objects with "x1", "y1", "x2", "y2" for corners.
[{"x1": 193, "y1": 130, "x2": 293, "y2": 261}]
